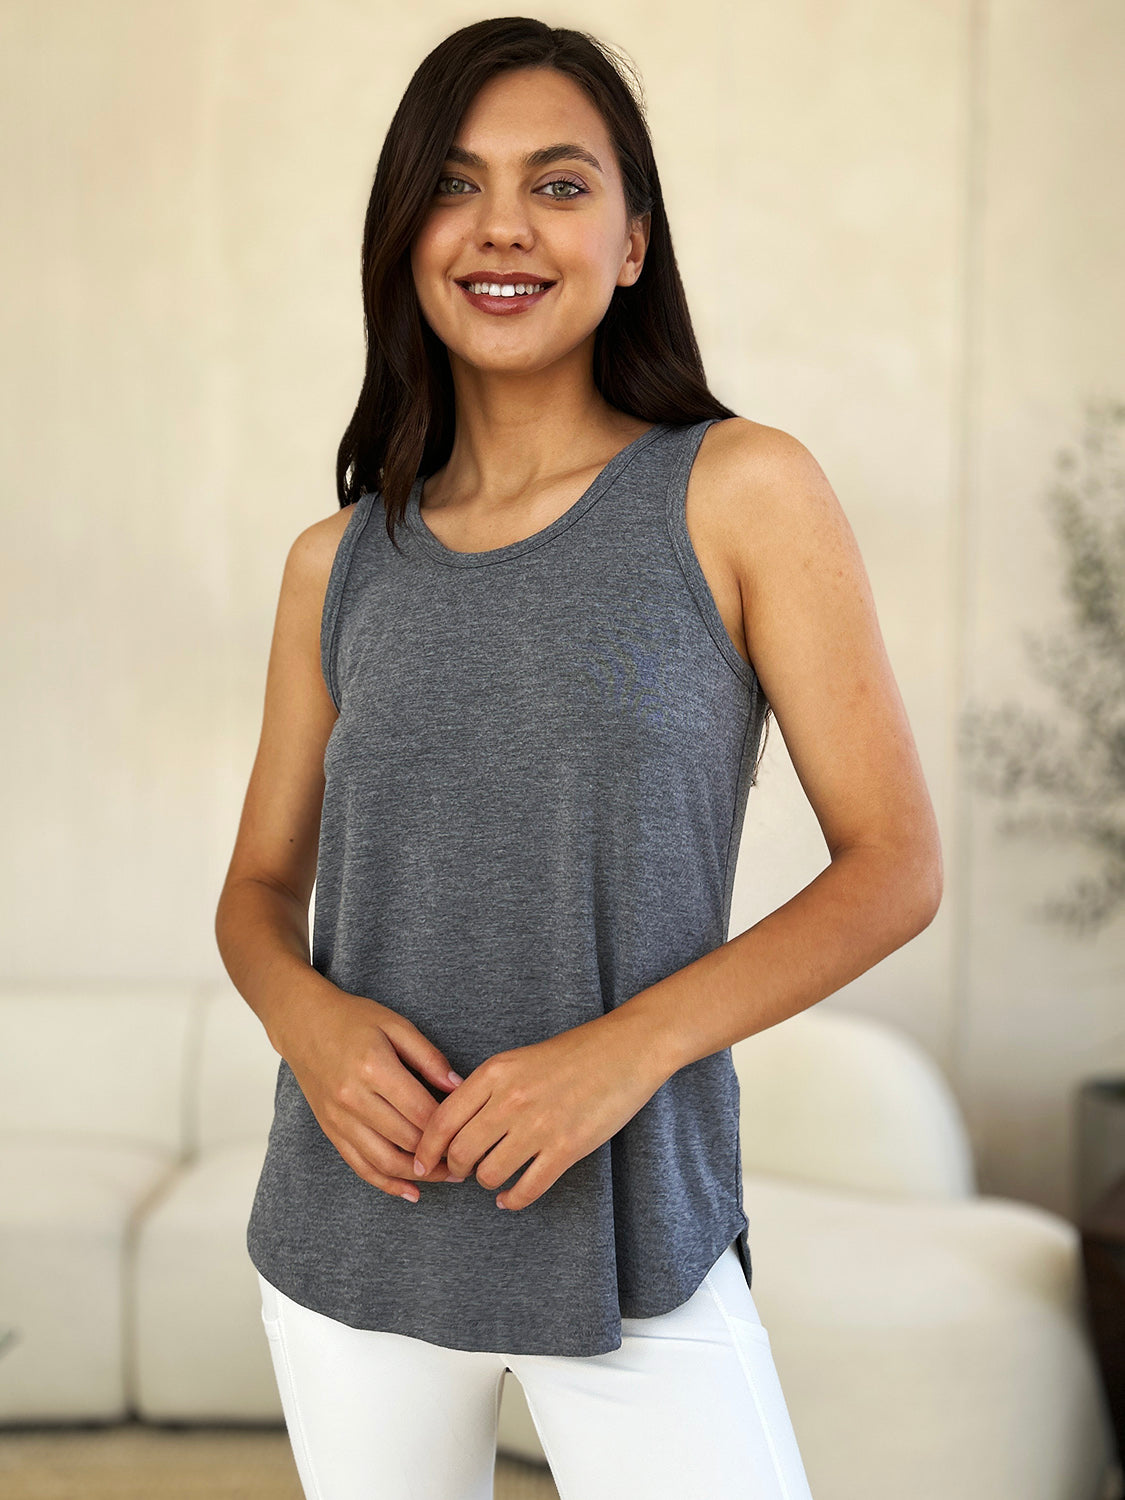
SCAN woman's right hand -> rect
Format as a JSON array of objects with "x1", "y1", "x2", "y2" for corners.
[{"x1": 279, "y1": 986, "x2": 465, "y2": 1201}]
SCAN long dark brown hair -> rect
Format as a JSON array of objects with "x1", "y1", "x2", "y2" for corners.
[{"x1": 335, "y1": 15, "x2": 740, "y2": 548}]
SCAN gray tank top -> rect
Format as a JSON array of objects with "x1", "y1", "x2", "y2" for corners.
[{"x1": 247, "y1": 417, "x2": 770, "y2": 1356}]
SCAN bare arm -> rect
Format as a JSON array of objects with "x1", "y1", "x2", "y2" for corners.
[
  {"x1": 214, "y1": 512, "x2": 344, "y2": 1054},
  {"x1": 214, "y1": 506, "x2": 464, "y2": 1198},
  {"x1": 601, "y1": 421, "x2": 944, "y2": 1078}
]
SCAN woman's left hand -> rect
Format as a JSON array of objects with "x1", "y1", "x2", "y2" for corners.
[{"x1": 409, "y1": 1015, "x2": 668, "y2": 1210}]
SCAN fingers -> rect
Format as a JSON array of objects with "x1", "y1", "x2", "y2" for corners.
[
  {"x1": 488, "y1": 1151, "x2": 554, "y2": 1211},
  {"x1": 348, "y1": 1036, "x2": 453, "y2": 1153},
  {"x1": 352, "y1": 1081, "x2": 437, "y2": 1159},
  {"x1": 364, "y1": 1052, "x2": 466, "y2": 1156},
  {"x1": 319, "y1": 1012, "x2": 474, "y2": 1201},
  {"x1": 340, "y1": 1118, "x2": 463, "y2": 1200},
  {"x1": 466, "y1": 1138, "x2": 545, "y2": 1209},
  {"x1": 373, "y1": 1011, "x2": 465, "y2": 1104},
  {"x1": 410, "y1": 1081, "x2": 481, "y2": 1178},
  {"x1": 328, "y1": 1064, "x2": 458, "y2": 1199}
]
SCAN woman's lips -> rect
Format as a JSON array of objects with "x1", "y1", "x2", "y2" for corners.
[{"x1": 455, "y1": 281, "x2": 555, "y2": 315}]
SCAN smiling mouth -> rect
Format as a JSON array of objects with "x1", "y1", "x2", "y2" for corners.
[
  {"x1": 453, "y1": 280, "x2": 557, "y2": 315},
  {"x1": 454, "y1": 279, "x2": 557, "y2": 292}
]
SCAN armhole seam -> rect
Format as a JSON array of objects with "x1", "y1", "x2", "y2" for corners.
[
  {"x1": 320, "y1": 493, "x2": 377, "y2": 712},
  {"x1": 664, "y1": 420, "x2": 756, "y2": 692}
]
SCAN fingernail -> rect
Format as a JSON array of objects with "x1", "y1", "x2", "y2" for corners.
[
  {"x1": 447, "y1": 1071, "x2": 464, "y2": 1086},
  {"x1": 401, "y1": 1188, "x2": 419, "y2": 1203},
  {"x1": 447, "y1": 1175, "x2": 465, "y2": 1183},
  {"x1": 413, "y1": 1158, "x2": 425, "y2": 1176}
]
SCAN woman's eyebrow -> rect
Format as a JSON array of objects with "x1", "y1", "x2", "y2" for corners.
[{"x1": 443, "y1": 142, "x2": 604, "y2": 175}]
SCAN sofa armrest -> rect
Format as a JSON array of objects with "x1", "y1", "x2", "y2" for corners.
[{"x1": 732, "y1": 1005, "x2": 976, "y2": 1199}]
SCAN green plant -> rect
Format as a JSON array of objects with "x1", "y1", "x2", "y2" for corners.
[{"x1": 958, "y1": 397, "x2": 1125, "y2": 935}]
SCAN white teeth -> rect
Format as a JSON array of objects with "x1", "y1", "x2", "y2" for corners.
[{"x1": 466, "y1": 281, "x2": 547, "y2": 296}]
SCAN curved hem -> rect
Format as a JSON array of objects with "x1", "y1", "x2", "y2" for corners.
[
  {"x1": 246, "y1": 1238, "x2": 622, "y2": 1358},
  {"x1": 247, "y1": 1208, "x2": 750, "y2": 1359},
  {"x1": 617, "y1": 1211, "x2": 751, "y2": 1321}
]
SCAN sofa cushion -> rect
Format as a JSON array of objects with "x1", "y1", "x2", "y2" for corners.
[
  {"x1": 0, "y1": 1137, "x2": 178, "y2": 1421},
  {"x1": 131, "y1": 1141, "x2": 279, "y2": 1421},
  {"x1": 190, "y1": 981, "x2": 282, "y2": 1155},
  {"x1": 0, "y1": 985, "x2": 195, "y2": 1152},
  {"x1": 735, "y1": 1173, "x2": 1110, "y2": 1500}
]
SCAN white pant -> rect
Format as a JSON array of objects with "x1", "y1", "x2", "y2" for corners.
[{"x1": 257, "y1": 1241, "x2": 814, "y2": 1500}]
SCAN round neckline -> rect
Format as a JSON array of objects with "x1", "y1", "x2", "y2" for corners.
[{"x1": 404, "y1": 422, "x2": 669, "y2": 567}]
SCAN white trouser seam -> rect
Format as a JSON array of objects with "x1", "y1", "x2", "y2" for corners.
[
  {"x1": 703, "y1": 1271, "x2": 795, "y2": 1500},
  {"x1": 264, "y1": 1295, "x2": 327, "y2": 1500}
]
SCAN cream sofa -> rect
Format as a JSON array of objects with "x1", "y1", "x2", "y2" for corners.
[{"x1": 0, "y1": 980, "x2": 1115, "y2": 1499}]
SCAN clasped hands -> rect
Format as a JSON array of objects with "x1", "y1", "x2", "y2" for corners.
[{"x1": 411, "y1": 1015, "x2": 665, "y2": 1211}]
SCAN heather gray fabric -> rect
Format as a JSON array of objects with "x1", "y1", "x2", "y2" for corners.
[{"x1": 246, "y1": 417, "x2": 771, "y2": 1356}]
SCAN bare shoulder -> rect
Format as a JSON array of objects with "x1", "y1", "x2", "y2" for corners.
[
  {"x1": 694, "y1": 416, "x2": 849, "y2": 591},
  {"x1": 281, "y1": 501, "x2": 360, "y2": 606},
  {"x1": 696, "y1": 417, "x2": 846, "y2": 534},
  {"x1": 289, "y1": 502, "x2": 358, "y2": 574},
  {"x1": 697, "y1": 413, "x2": 831, "y2": 489}
]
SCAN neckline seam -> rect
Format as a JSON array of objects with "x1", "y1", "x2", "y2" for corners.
[{"x1": 403, "y1": 422, "x2": 670, "y2": 568}]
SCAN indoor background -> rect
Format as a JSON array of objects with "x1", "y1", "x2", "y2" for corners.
[{"x1": 2, "y1": 1, "x2": 1122, "y2": 1497}]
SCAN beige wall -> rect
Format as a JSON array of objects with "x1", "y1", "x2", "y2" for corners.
[{"x1": 3, "y1": 1, "x2": 1122, "y2": 1225}]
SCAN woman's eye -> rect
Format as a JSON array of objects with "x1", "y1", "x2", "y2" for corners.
[
  {"x1": 434, "y1": 176, "x2": 587, "y2": 199},
  {"x1": 540, "y1": 177, "x2": 585, "y2": 199},
  {"x1": 435, "y1": 176, "x2": 472, "y2": 195}
]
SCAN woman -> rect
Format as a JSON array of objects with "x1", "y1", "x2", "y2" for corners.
[{"x1": 215, "y1": 16, "x2": 942, "y2": 1499}]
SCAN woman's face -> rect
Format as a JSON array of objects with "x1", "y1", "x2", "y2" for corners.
[{"x1": 411, "y1": 67, "x2": 648, "y2": 379}]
